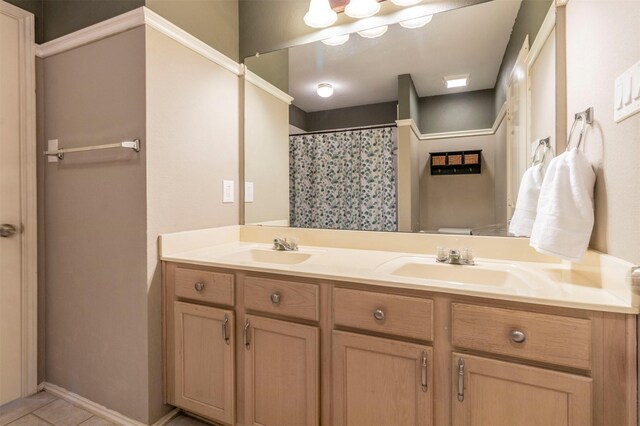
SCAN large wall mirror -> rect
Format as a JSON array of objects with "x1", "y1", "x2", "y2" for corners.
[{"x1": 243, "y1": 0, "x2": 557, "y2": 237}]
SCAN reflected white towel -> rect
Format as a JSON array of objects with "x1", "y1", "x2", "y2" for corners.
[
  {"x1": 509, "y1": 163, "x2": 545, "y2": 237},
  {"x1": 438, "y1": 228, "x2": 472, "y2": 235},
  {"x1": 530, "y1": 148, "x2": 596, "y2": 262}
]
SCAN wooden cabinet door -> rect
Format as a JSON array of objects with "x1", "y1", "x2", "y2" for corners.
[
  {"x1": 332, "y1": 331, "x2": 433, "y2": 426},
  {"x1": 244, "y1": 314, "x2": 319, "y2": 426},
  {"x1": 174, "y1": 302, "x2": 235, "y2": 425},
  {"x1": 452, "y1": 353, "x2": 592, "y2": 426}
]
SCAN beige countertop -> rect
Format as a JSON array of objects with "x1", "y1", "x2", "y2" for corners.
[{"x1": 159, "y1": 225, "x2": 640, "y2": 314}]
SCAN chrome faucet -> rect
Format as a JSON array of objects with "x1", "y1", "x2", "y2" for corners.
[
  {"x1": 436, "y1": 248, "x2": 474, "y2": 265},
  {"x1": 272, "y1": 237, "x2": 299, "y2": 251}
]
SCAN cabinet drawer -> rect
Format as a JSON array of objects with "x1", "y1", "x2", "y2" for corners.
[
  {"x1": 333, "y1": 288, "x2": 433, "y2": 341},
  {"x1": 451, "y1": 303, "x2": 592, "y2": 370},
  {"x1": 175, "y1": 267, "x2": 234, "y2": 306},
  {"x1": 243, "y1": 276, "x2": 319, "y2": 321}
]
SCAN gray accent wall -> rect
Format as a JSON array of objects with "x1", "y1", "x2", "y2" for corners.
[
  {"x1": 494, "y1": 0, "x2": 553, "y2": 115},
  {"x1": 304, "y1": 101, "x2": 397, "y2": 132},
  {"x1": 43, "y1": 0, "x2": 145, "y2": 41},
  {"x1": 398, "y1": 74, "x2": 420, "y2": 127},
  {"x1": 419, "y1": 89, "x2": 496, "y2": 134},
  {"x1": 289, "y1": 104, "x2": 308, "y2": 132}
]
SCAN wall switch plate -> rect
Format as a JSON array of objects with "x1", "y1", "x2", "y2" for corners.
[
  {"x1": 245, "y1": 182, "x2": 254, "y2": 203},
  {"x1": 614, "y1": 59, "x2": 640, "y2": 123},
  {"x1": 47, "y1": 139, "x2": 59, "y2": 163},
  {"x1": 223, "y1": 180, "x2": 234, "y2": 203}
]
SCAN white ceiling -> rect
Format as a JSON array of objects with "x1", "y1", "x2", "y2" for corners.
[{"x1": 289, "y1": 0, "x2": 522, "y2": 112}]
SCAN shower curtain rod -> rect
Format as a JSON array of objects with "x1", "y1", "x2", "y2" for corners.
[{"x1": 290, "y1": 123, "x2": 397, "y2": 136}]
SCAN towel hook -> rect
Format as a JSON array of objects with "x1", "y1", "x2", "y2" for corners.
[
  {"x1": 566, "y1": 107, "x2": 594, "y2": 152},
  {"x1": 532, "y1": 137, "x2": 551, "y2": 166}
]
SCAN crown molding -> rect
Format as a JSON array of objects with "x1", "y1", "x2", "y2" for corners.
[
  {"x1": 396, "y1": 102, "x2": 506, "y2": 141},
  {"x1": 35, "y1": 7, "x2": 241, "y2": 75},
  {"x1": 243, "y1": 66, "x2": 294, "y2": 105}
]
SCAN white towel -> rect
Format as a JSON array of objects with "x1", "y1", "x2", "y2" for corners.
[
  {"x1": 508, "y1": 162, "x2": 545, "y2": 237},
  {"x1": 530, "y1": 148, "x2": 596, "y2": 262}
]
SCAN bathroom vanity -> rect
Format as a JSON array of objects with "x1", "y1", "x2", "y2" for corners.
[{"x1": 161, "y1": 226, "x2": 638, "y2": 426}]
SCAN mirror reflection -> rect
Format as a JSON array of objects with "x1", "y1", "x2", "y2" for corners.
[{"x1": 243, "y1": 0, "x2": 556, "y2": 237}]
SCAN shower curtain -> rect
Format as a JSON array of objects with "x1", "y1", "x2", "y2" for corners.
[{"x1": 289, "y1": 127, "x2": 397, "y2": 232}]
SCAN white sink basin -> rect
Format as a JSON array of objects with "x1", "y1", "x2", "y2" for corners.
[
  {"x1": 219, "y1": 248, "x2": 313, "y2": 265},
  {"x1": 377, "y1": 257, "x2": 532, "y2": 288}
]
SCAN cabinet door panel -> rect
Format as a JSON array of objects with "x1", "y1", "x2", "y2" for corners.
[
  {"x1": 174, "y1": 302, "x2": 235, "y2": 425},
  {"x1": 452, "y1": 353, "x2": 592, "y2": 426},
  {"x1": 244, "y1": 314, "x2": 319, "y2": 426},
  {"x1": 332, "y1": 331, "x2": 433, "y2": 426}
]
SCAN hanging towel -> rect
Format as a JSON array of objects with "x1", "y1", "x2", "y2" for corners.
[
  {"x1": 530, "y1": 148, "x2": 596, "y2": 262},
  {"x1": 509, "y1": 162, "x2": 545, "y2": 237}
]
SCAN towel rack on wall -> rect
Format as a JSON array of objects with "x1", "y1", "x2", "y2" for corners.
[
  {"x1": 44, "y1": 139, "x2": 140, "y2": 160},
  {"x1": 532, "y1": 137, "x2": 551, "y2": 166},
  {"x1": 566, "y1": 107, "x2": 594, "y2": 151}
]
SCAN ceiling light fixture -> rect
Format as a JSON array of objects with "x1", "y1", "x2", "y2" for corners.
[
  {"x1": 317, "y1": 83, "x2": 334, "y2": 97},
  {"x1": 322, "y1": 34, "x2": 350, "y2": 46},
  {"x1": 344, "y1": 0, "x2": 380, "y2": 19},
  {"x1": 444, "y1": 74, "x2": 470, "y2": 88},
  {"x1": 303, "y1": 0, "x2": 337, "y2": 28},
  {"x1": 357, "y1": 25, "x2": 388, "y2": 39},
  {"x1": 399, "y1": 14, "x2": 432, "y2": 29},
  {"x1": 390, "y1": 0, "x2": 422, "y2": 6}
]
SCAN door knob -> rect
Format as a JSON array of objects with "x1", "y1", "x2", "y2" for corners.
[{"x1": 0, "y1": 224, "x2": 17, "y2": 238}]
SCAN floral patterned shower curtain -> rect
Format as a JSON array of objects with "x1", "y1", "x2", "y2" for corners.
[{"x1": 289, "y1": 127, "x2": 397, "y2": 231}]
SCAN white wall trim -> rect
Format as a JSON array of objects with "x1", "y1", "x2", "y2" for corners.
[
  {"x1": 526, "y1": 4, "x2": 556, "y2": 70},
  {"x1": 35, "y1": 8, "x2": 145, "y2": 58},
  {"x1": 396, "y1": 102, "x2": 507, "y2": 141},
  {"x1": 35, "y1": 7, "x2": 242, "y2": 76},
  {"x1": 243, "y1": 66, "x2": 294, "y2": 105},
  {"x1": 143, "y1": 7, "x2": 241, "y2": 75},
  {"x1": 43, "y1": 383, "x2": 180, "y2": 426},
  {"x1": 1, "y1": 0, "x2": 39, "y2": 399}
]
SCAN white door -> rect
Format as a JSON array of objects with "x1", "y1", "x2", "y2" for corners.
[{"x1": 0, "y1": 0, "x2": 36, "y2": 405}]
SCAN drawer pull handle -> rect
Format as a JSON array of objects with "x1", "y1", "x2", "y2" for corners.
[
  {"x1": 457, "y1": 358, "x2": 465, "y2": 402},
  {"x1": 222, "y1": 315, "x2": 230, "y2": 345},
  {"x1": 421, "y1": 351, "x2": 428, "y2": 392},
  {"x1": 373, "y1": 309, "x2": 385, "y2": 321},
  {"x1": 270, "y1": 292, "x2": 281, "y2": 305},
  {"x1": 510, "y1": 330, "x2": 526, "y2": 343},
  {"x1": 194, "y1": 282, "x2": 205, "y2": 292},
  {"x1": 243, "y1": 319, "x2": 250, "y2": 350}
]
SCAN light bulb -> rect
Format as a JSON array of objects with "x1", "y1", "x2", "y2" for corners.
[
  {"x1": 344, "y1": 0, "x2": 380, "y2": 19},
  {"x1": 303, "y1": 0, "x2": 337, "y2": 28},
  {"x1": 321, "y1": 34, "x2": 350, "y2": 46},
  {"x1": 399, "y1": 14, "x2": 432, "y2": 29},
  {"x1": 390, "y1": 0, "x2": 422, "y2": 5},
  {"x1": 357, "y1": 25, "x2": 388, "y2": 39},
  {"x1": 317, "y1": 83, "x2": 334, "y2": 97}
]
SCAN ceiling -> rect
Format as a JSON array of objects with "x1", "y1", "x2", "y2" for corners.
[{"x1": 288, "y1": 0, "x2": 522, "y2": 113}]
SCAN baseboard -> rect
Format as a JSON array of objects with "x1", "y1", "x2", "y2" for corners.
[{"x1": 42, "y1": 382, "x2": 180, "y2": 426}]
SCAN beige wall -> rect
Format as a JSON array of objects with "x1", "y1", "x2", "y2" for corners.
[
  {"x1": 565, "y1": 0, "x2": 640, "y2": 264},
  {"x1": 243, "y1": 80, "x2": 290, "y2": 225},
  {"x1": 397, "y1": 126, "x2": 419, "y2": 232},
  {"x1": 418, "y1": 119, "x2": 507, "y2": 231},
  {"x1": 42, "y1": 28, "x2": 150, "y2": 422},
  {"x1": 145, "y1": 26, "x2": 240, "y2": 421},
  {"x1": 146, "y1": 0, "x2": 239, "y2": 62}
]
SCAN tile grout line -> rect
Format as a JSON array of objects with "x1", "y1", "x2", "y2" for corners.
[{"x1": 28, "y1": 398, "x2": 59, "y2": 426}]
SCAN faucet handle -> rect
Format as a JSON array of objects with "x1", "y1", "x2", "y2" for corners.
[{"x1": 461, "y1": 248, "x2": 475, "y2": 264}]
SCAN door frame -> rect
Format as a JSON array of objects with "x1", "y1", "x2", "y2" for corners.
[{"x1": 1, "y1": 0, "x2": 38, "y2": 397}]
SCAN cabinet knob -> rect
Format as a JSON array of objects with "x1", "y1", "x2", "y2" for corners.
[
  {"x1": 373, "y1": 309, "x2": 385, "y2": 321},
  {"x1": 510, "y1": 330, "x2": 526, "y2": 343},
  {"x1": 194, "y1": 282, "x2": 205, "y2": 292},
  {"x1": 270, "y1": 292, "x2": 281, "y2": 305}
]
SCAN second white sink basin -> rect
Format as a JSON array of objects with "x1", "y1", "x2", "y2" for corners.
[
  {"x1": 378, "y1": 257, "x2": 532, "y2": 288},
  {"x1": 219, "y1": 248, "x2": 313, "y2": 265}
]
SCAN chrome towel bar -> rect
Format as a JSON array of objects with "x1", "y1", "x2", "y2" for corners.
[{"x1": 44, "y1": 139, "x2": 140, "y2": 160}]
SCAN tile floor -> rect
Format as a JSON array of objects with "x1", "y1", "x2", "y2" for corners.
[{"x1": 0, "y1": 392, "x2": 209, "y2": 426}]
